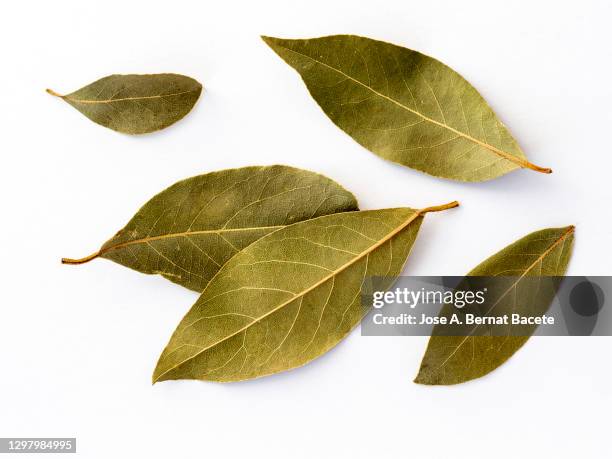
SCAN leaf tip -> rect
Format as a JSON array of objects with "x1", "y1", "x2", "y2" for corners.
[
  {"x1": 261, "y1": 35, "x2": 281, "y2": 48},
  {"x1": 152, "y1": 373, "x2": 168, "y2": 385},
  {"x1": 413, "y1": 372, "x2": 437, "y2": 386},
  {"x1": 152, "y1": 360, "x2": 170, "y2": 385},
  {"x1": 413, "y1": 367, "x2": 449, "y2": 386}
]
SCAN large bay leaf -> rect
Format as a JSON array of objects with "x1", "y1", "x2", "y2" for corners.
[
  {"x1": 47, "y1": 73, "x2": 202, "y2": 134},
  {"x1": 415, "y1": 226, "x2": 574, "y2": 385},
  {"x1": 262, "y1": 35, "x2": 551, "y2": 182},
  {"x1": 153, "y1": 201, "x2": 458, "y2": 383},
  {"x1": 62, "y1": 166, "x2": 358, "y2": 292}
]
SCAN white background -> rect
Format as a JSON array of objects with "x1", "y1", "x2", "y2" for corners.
[{"x1": 1, "y1": 0, "x2": 611, "y2": 457}]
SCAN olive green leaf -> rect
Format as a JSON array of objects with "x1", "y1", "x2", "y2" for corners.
[
  {"x1": 262, "y1": 35, "x2": 551, "y2": 182},
  {"x1": 62, "y1": 166, "x2": 359, "y2": 292},
  {"x1": 46, "y1": 73, "x2": 202, "y2": 134},
  {"x1": 153, "y1": 201, "x2": 458, "y2": 383},
  {"x1": 415, "y1": 226, "x2": 574, "y2": 385}
]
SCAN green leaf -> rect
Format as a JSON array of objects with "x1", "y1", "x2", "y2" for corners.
[
  {"x1": 153, "y1": 201, "x2": 458, "y2": 383},
  {"x1": 47, "y1": 73, "x2": 202, "y2": 134},
  {"x1": 415, "y1": 226, "x2": 575, "y2": 385},
  {"x1": 262, "y1": 35, "x2": 551, "y2": 182},
  {"x1": 62, "y1": 166, "x2": 359, "y2": 292}
]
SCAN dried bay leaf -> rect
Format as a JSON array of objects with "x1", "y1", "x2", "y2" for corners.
[
  {"x1": 415, "y1": 226, "x2": 575, "y2": 385},
  {"x1": 62, "y1": 166, "x2": 359, "y2": 292},
  {"x1": 262, "y1": 35, "x2": 551, "y2": 182},
  {"x1": 153, "y1": 201, "x2": 459, "y2": 383},
  {"x1": 47, "y1": 73, "x2": 202, "y2": 134}
]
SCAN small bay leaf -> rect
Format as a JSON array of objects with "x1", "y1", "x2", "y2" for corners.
[
  {"x1": 415, "y1": 226, "x2": 575, "y2": 385},
  {"x1": 47, "y1": 73, "x2": 202, "y2": 134},
  {"x1": 153, "y1": 201, "x2": 458, "y2": 383},
  {"x1": 262, "y1": 35, "x2": 551, "y2": 182},
  {"x1": 62, "y1": 166, "x2": 359, "y2": 292}
]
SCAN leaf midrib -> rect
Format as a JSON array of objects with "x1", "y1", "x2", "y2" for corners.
[
  {"x1": 101, "y1": 225, "x2": 285, "y2": 257},
  {"x1": 153, "y1": 208, "x2": 423, "y2": 381},
  {"x1": 66, "y1": 89, "x2": 199, "y2": 105},
  {"x1": 273, "y1": 41, "x2": 549, "y2": 173}
]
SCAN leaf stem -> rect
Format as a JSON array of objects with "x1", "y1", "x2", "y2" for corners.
[
  {"x1": 418, "y1": 201, "x2": 460, "y2": 214},
  {"x1": 522, "y1": 162, "x2": 552, "y2": 174},
  {"x1": 61, "y1": 251, "x2": 101, "y2": 265},
  {"x1": 46, "y1": 88, "x2": 64, "y2": 98}
]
